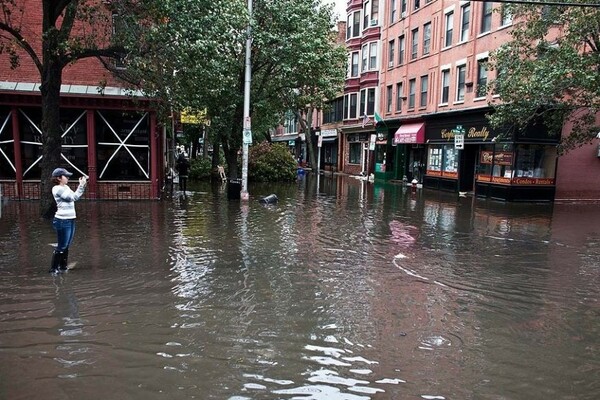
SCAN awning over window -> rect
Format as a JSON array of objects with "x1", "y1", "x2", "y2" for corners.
[{"x1": 394, "y1": 123, "x2": 425, "y2": 144}]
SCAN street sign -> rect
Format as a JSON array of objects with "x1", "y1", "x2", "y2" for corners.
[
  {"x1": 455, "y1": 134, "x2": 464, "y2": 149},
  {"x1": 243, "y1": 129, "x2": 253, "y2": 144},
  {"x1": 318, "y1": 133, "x2": 323, "y2": 148}
]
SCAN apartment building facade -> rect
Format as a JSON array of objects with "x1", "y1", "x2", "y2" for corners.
[
  {"x1": 0, "y1": 2, "x2": 163, "y2": 200},
  {"x1": 342, "y1": 0, "x2": 600, "y2": 201}
]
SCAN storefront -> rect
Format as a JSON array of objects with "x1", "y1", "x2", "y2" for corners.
[
  {"x1": 319, "y1": 129, "x2": 339, "y2": 172},
  {"x1": 392, "y1": 121, "x2": 426, "y2": 183},
  {"x1": 423, "y1": 109, "x2": 559, "y2": 201},
  {"x1": 0, "y1": 98, "x2": 161, "y2": 200}
]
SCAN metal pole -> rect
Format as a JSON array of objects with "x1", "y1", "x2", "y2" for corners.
[{"x1": 241, "y1": 0, "x2": 252, "y2": 201}]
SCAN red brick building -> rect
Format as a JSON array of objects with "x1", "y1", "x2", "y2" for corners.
[
  {"x1": 0, "y1": 2, "x2": 164, "y2": 200},
  {"x1": 340, "y1": 0, "x2": 600, "y2": 201}
]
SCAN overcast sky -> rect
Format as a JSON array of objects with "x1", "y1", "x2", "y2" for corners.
[{"x1": 325, "y1": 0, "x2": 346, "y2": 21}]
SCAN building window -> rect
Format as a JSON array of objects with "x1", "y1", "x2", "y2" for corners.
[
  {"x1": 411, "y1": 28, "x2": 418, "y2": 60},
  {"x1": 362, "y1": 45, "x2": 368, "y2": 71},
  {"x1": 441, "y1": 69, "x2": 450, "y2": 104},
  {"x1": 481, "y1": 1, "x2": 493, "y2": 34},
  {"x1": 390, "y1": 0, "x2": 397, "y2": 23},
  {"x1": 347, "y1": 11, "x2": 361, "y2": 39},
  {"x1": 282, "y1": 111, "x2": 297, "y2": 134},
  {"x1": 456, "y1": 65, "x2": 466, "y2": 101},
  {"x1": 324, "y1": 97, "x2": 344, "y2": 124},
  {"x1": 360, "y1": 88, "x2": 376, "y2": 116},
  {"x1": 420, "y1": 75, "x2": 428, "y2": 107},
  {"x1": 444, "y1": 12, "x2": 453, "y2": 48},
  {"x1": 398, "y1": 35, "x2": 405, "y2": 65},
  {"x1": 401, "y1": 0, "x2": 407, "y2": 15},
  {"x1": 396, "y1": 82, "x2": 403, "y2": 112},
  {"x1": 408, "y1": 78, "x2": 416, "y2": 109},
  {"x1": 349, "y1": 142, "x2": 362, "y2": 164},
  {"x1": 414, "y1": 0, "x2": 420, "y2": 11},
  {"x1": 351, "y1": 52, "x2": 359, "y2": 77},
  {"x1": 363, "y1": 0, "x2": 371, "y2": 30},
  {"x1": 345, "y1": 93, "x2": 358, "y2": 120},
  {"x1": 386, "y1": 85, "x2": 393, "y2": 112},
  {"x1": 369, "y1": 42, "x2": 378, "y2": 70},
  {"x1": 500, "y1": 6, "x2": 513, "y2": 26},
  {"x1": 460, "y1": 3, "x2": 470, "y2": 42},
  {"x1": 423, "y1": 22, "x2": 431, "y2": 55},
  {"x1": 388, "y1": 39, "x2": 395, "y2": 68},
  {"x1": 96, "y1": 110, "x2": 150, "y2": 180},
  {"x1": 476, "y1": 58, "x2": 488, "y2": 97}
]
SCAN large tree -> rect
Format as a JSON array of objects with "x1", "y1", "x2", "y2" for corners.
[
  {"x1": 194, "y1": 0, "x2": 347, "y2": 178},
  {"x1": 489, "y1": 2, "x2": 600, "y2": 153}
]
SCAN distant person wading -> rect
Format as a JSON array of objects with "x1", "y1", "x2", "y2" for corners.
[
  {"x1": 176, "y1": 153, "x2": 190, "y2": 193},
  {"x1": 49, "y1": 168, "x2": 87, "y2": 274}
]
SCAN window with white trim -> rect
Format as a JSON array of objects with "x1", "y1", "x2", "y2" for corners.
[
  {"x1": 411, "y1": 28, "x2": 419, "y2": 60},
  {"x1": 347, "y1": 11, "x2": 361, "y2": 39},
  {"x1": 420, "y1": 75, "x2": 428, "y2": 107},
  {"x1": 444, "y1": 12, "x2": 453, "y2": 48},
  {"x1": 456, "y1": 65, "x2": 466, "y2": 101},
  {"x1": 460, "y1": 3, "x2": 470, "y2": 42},
  {"x1": 396, "y1": 82, "x2": 403, "y2": 112},
  {"x1": 476, "y1": 58, "x2": 488, "y2": 97},
  {"x1": 408, "y1": 79, "x2": 416, "y2": 109},
  {"x1": 480, "y1": 1, "x2": 493, "y2": 34},
  {"x1": 441, "y1": 69, "x2": 450, "y2": 104},
  {"x1": 398, "y1": 35, "x2": 405, "y2": 65},
  {"x1": 423, "y1": 22, "x2": 431, "y2": 55}
]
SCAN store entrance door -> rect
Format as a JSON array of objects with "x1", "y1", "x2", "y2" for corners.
[{"x1": 459, "y1": 145, "x2": 478, "y2": 192}]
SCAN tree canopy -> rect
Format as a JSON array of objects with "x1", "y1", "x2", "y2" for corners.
[{"x1": 489, "y1": 2, "x2": 600, "y2": 153}]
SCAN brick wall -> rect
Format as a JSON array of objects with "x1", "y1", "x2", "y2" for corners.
[
  {"x1": 0, "y1": 1, "x2": 124, "y2": 88},
  {"x1": 1, "y1": 181, "x2": 154, "y2": 200}
]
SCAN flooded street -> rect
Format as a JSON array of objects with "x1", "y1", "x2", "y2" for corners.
[{"x1": 0, "y1": 175, "x2": 598, "y2": 400}]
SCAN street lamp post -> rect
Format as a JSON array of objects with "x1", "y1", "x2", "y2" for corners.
[{"x1": 241, "y1": 0, "x2": 252, "y2": 201}]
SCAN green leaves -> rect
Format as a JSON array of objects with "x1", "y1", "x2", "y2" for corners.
[{"x1": 489, "y1": 2, "x2": 600, "y2": 152}]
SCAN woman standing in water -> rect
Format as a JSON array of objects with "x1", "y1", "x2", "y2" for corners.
[{"x1": 49, "y1": 167, "x2": 87, "y2": 274}]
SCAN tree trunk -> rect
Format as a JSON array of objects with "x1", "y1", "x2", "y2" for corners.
[{"x1": 39, "y1": 60, "x2": 63, "y2": 219}]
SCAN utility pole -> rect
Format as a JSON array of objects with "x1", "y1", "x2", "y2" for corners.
[{"x1": 241, "y1": 0, "x2": 253, "y2": 201}]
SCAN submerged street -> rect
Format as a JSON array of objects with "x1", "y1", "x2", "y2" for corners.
[{"x1": 0, "y1": 175, "x2": 598, "y2": 400}]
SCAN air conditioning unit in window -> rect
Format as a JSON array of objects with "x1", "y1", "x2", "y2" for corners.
[
  {"x1": 370, "y1": 19, "x2": 378, "y2": 26},
  {"x1": 388, "y1": 61, "x2": 394, "y2": 68}
]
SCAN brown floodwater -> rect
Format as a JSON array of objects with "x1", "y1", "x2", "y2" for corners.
[{"x1": 0, "y1": 176, "x2": 598, "y2": 400}]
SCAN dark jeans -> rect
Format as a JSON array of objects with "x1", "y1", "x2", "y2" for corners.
[
  {"x1": 180, "y1": 175, "x2": 188, "y2": 192},
  {"x1": 52, "y1": 218, "x2": 76, "y2": 252}
]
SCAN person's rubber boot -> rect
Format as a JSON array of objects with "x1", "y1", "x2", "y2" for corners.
[
  {"x1": 49, "y1": 251, "x2": 62, "y2": 274},
  {"x1": 59, "y1": 249, "x2": 69, "y2": 271}
]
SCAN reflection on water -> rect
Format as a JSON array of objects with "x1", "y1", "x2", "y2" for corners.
[{"x1": 0, "y1": 176, "x2": 598, "y2": 400}]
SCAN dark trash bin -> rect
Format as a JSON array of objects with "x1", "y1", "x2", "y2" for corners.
[
  {"x1": 259, "y1": 194, "x2": 278, "y2": 204},
  {"x1": 227, "y1": 178, "x2": 242, "y2": 200}
]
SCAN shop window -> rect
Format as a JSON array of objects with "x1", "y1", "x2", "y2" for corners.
[
  {"x1": 443, "y1": 145, "x2": 458, "y2": 176},
  {"x1": 96, "y1": 110, "x2": 150, "y2": 181},
  {"x1": 514, "y1": 144, "x2": 557, "y2": 181},
  {"x1": 427, "y1": 146, "x2": 442, "y2": 172},
  {"x1": 0, "y1": 108, "x2": 15, "y2": 178},
  {"x1": 349, "y1": 142, "x2": 362, "y2": 164},
  {"x1": 477, "y1": 144, "x2": 513, "y2": 183},
  {"x1": 426, "y1": 145, "x2": 459, "y2": 178},
  {"x1": 18, "y1": 107, "x2": 88, "y2": 179}
]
